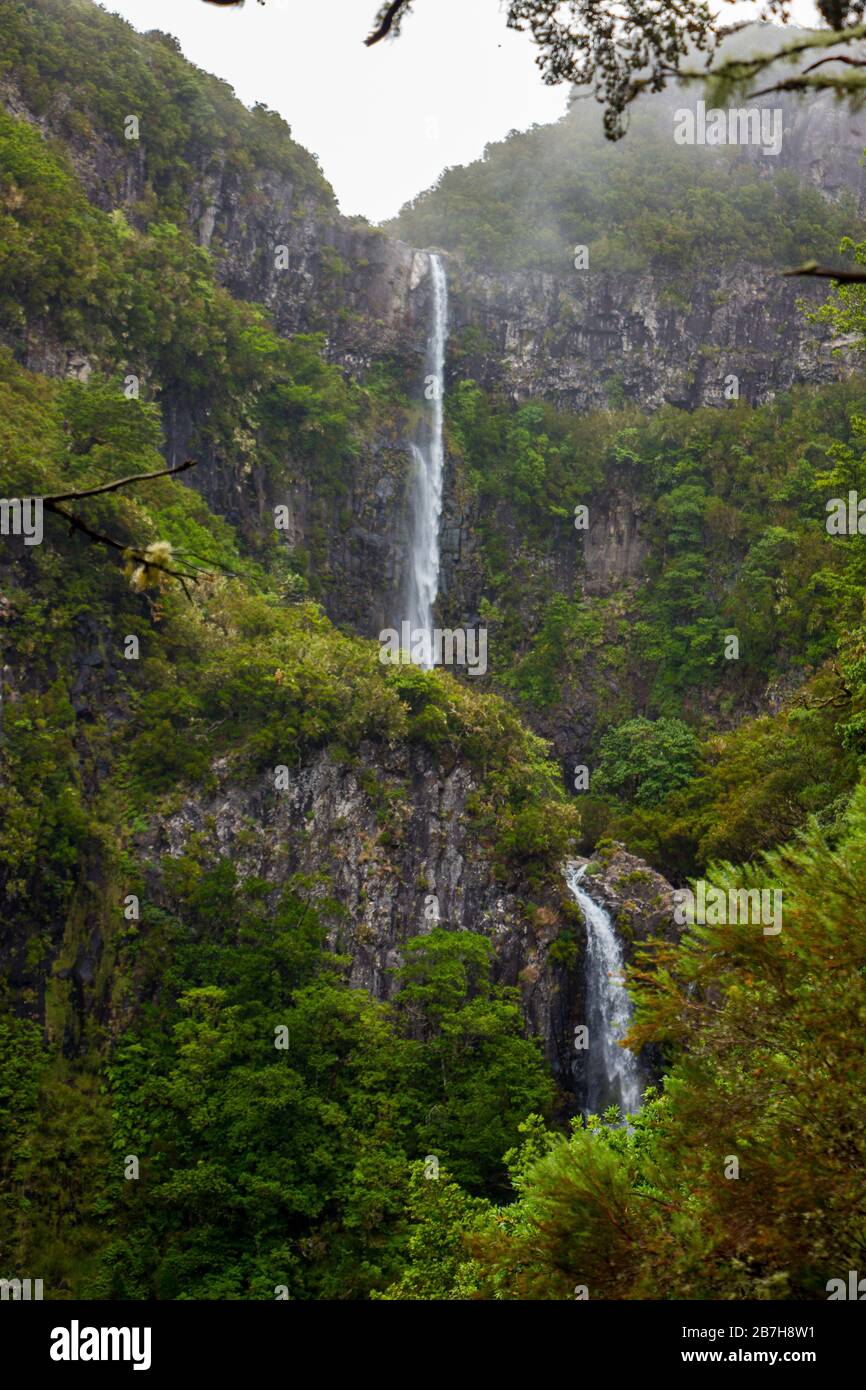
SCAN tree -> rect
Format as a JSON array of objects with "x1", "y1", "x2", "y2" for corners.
[
  {"x1": 467, "y1": 786, "x2": 866, "y2": 1299},
  {"x1": 594, "y1": 716, "x2": 703, "y2": 808},
  {"x1": 393, "y1": 930, "x2": 556, "y2": 1194},
  {"x1": 202, "y1": 1, "x2": 866, "y2": 145}
]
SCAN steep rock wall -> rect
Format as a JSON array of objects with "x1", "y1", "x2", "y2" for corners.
[{"x1": 135, "y1": 743, "x2": 586, "y2": 1093}]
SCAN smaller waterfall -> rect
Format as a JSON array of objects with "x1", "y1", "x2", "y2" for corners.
[
  {"x1": 405, "y1": 253, "x2": 448, "y2": 670},
  {"x1": 565, "y1": 862, "x2": 643, "y2": 1118}
]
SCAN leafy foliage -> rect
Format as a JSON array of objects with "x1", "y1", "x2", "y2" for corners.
[
  {"x1": 396, "y1": 789, "x2": 866, "y2": 1300},
  {"x1": 389, "y1": 91, "x2": 855, "y2": 274},
  {"x1": 0, "y1": 0, "x2": 333, "y2": 222},
  {"x1": 593, "y1": 717, "x2": 702, "y2": 808},
  {"x1": 3, "y1": 0, "x2": 866, "y2": 1308}
]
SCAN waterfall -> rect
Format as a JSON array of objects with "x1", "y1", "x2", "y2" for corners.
[
  {"x1": 564, "y1": 862, "x2": 643, "y2": 1119},
  {"x1": 405, "y1": 252, "x2": 448, "y2": 670}
]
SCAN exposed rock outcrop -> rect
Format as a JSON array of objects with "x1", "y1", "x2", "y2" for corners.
[
  {"x1": 2, "y1": 63, "x2": 860, "y2": 678},
  {"x1": 447, "y1": 260, "x2": 851, "y2": 416},
  {"x1": 573, "y1": 843, "x2": 680, "y2": 960},
  {"x1": 134, "y1": 744, "x2": 585, "y2": 1094}
]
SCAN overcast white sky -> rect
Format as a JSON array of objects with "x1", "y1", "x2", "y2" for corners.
[{"x1": 98, "y1": 0, "x2": 823, "y2": 223}]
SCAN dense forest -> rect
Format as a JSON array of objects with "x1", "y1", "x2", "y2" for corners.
[
  {"x1": 387, "y1": 86, "x2": 857, "y2": 274},
  {"x1": 1, "y1": 0, "x2": 865, "y2": 1308}
]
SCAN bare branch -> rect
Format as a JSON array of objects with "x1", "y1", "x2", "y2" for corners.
[
  {"x1": 365, "y1": 0, "x2": 413, "y2": 47},
  {"x1": 37, "y1": 461, "x2": 230, "y2": 600},
  {"x1": 174, "y1": 546, "x2": 240, "y2": 576},
  {"x1": 44, "y1": 459, "x2": 198, "y2": 505},
  {"x1": 803, "y1": 663, "x2": 853, "y2": 711},
  {"x1": 801, "y1": 52, "x2": 866, "y2": 75},
  {"x1": 751, "y1": 70, "x2": 866, "y2": 97},
  {"x1": 709, "y1": 23, "x2": 866, "y2": 88},
  {"x1": 43, "y1": 500, "x2": 201, "y2": 594},
  {"x1": 783, "y1": 262, "x2": 866, "y2": 282}
]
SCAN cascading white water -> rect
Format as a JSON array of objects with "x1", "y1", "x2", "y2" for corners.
[
  {"x1": 564, "y1": 862, "x2": 643, "y2": 1119},
  {"x1": 405, "y1": 253, "x2": 448, "y2": 669}
]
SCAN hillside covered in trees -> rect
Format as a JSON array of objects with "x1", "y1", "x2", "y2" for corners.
[
  {"x1": 1, "y1": 0, "x2": 865, "y2": 1309},
  {"x1": 388, "y1": 83, "x2": 857, "y2": 275}
]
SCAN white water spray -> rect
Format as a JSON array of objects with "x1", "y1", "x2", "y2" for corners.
[
  {"x1": 406, "y1": 253, "x2": 448, "y2": 669},
  {"x1": 565, "y1": 862, "x2": 643, "y2": 1118}
]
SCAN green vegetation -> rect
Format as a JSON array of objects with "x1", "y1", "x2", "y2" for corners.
[
  {"x1": 0, "y1": 52, "x2": 575, "y2": 1295},
  {"x1": 386, "y1": 789, "x2": 866, "y2": 1299},
  {"x1": 0, "y1": 341, "x2": 575, "y2": 1297},
  {"x1": 1, "y1": 872, "x2": 553, "y2": 1297},
  {"x1": 592, "y1": 717, "x2": 702, "y2": 809},
  {"x1": 445, "y1": 370, "x2": 866, "y2": 876},
  {"x1": 0, "y1": 0, "x2": 333, "y2": 224},
  {"x1": 388, "y1": 93, "x2": 855, "y2": 274},
  {"x1": 101, "y1": 895, "x2": 551, "y2": 1299},
  {"x1": 3, "y1": 0, "x2": 866, "y2": 1306},
  {"x1": 452, "y1": 378, "x2": 866, "y2": 699},
  {"x1": 0, "y1": 110, "x2": 358, "y2": 516}
]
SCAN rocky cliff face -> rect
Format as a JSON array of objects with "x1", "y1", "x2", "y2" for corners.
[
  {"x1": 573, "y1": 843, "x2": 680, "y2": 954},
  {"x1": 2, "y1": 575, "x2": 672, "y2": 1104},
  {"x1": 0, "y1": 28, "x2": 842, "y2": 1086},
  {"x1": 144, "y1": 92, "x2": 861, "y2": 665},
  {"x1": 129, "y1": 755, "x2": 679, "y2": 1103},
  {"x1": 2, "y1": 71, "x2": 859, "y2": 651},
  {"x1": 0, "y1": 70, "x2": 433, "y2": 366},
  {"x1": 8, "y1": 51, "x2": 855, "y2": 787},
  {"x1": 446, "y1": 258, "x2": 851, "y2": 416},
  {"x1": 186, "y1": 86, "x2": 866, "y2": 421},
  {"x1": 133, "y1": 742, "x2": 586, "y2": 1095}
]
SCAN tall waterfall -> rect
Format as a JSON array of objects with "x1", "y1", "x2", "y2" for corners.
[
  {"x1": 565, "y1": 862, "x2": 643, "y2": 1118},
  {"x1": 405, "y1": 253, "x2": 448, "y2": 669}
]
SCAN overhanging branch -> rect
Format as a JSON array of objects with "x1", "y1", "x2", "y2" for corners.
[
  {"x1": 43, "y1": 458, "x2": 197, "y2": 505},
  {"x1": 784, "y1": 262, "x2": 866, "y2": 283},
  {"x1": 40, "y1": 459, "x2": 223, "y2": 601},
  {"x1": 365, "y1": 0, "x2": 413, "y2": 47}
]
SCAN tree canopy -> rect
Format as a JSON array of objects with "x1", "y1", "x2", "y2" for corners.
[{"x1": 203, "y1": 1, "x2": 866, "y2": 140}]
